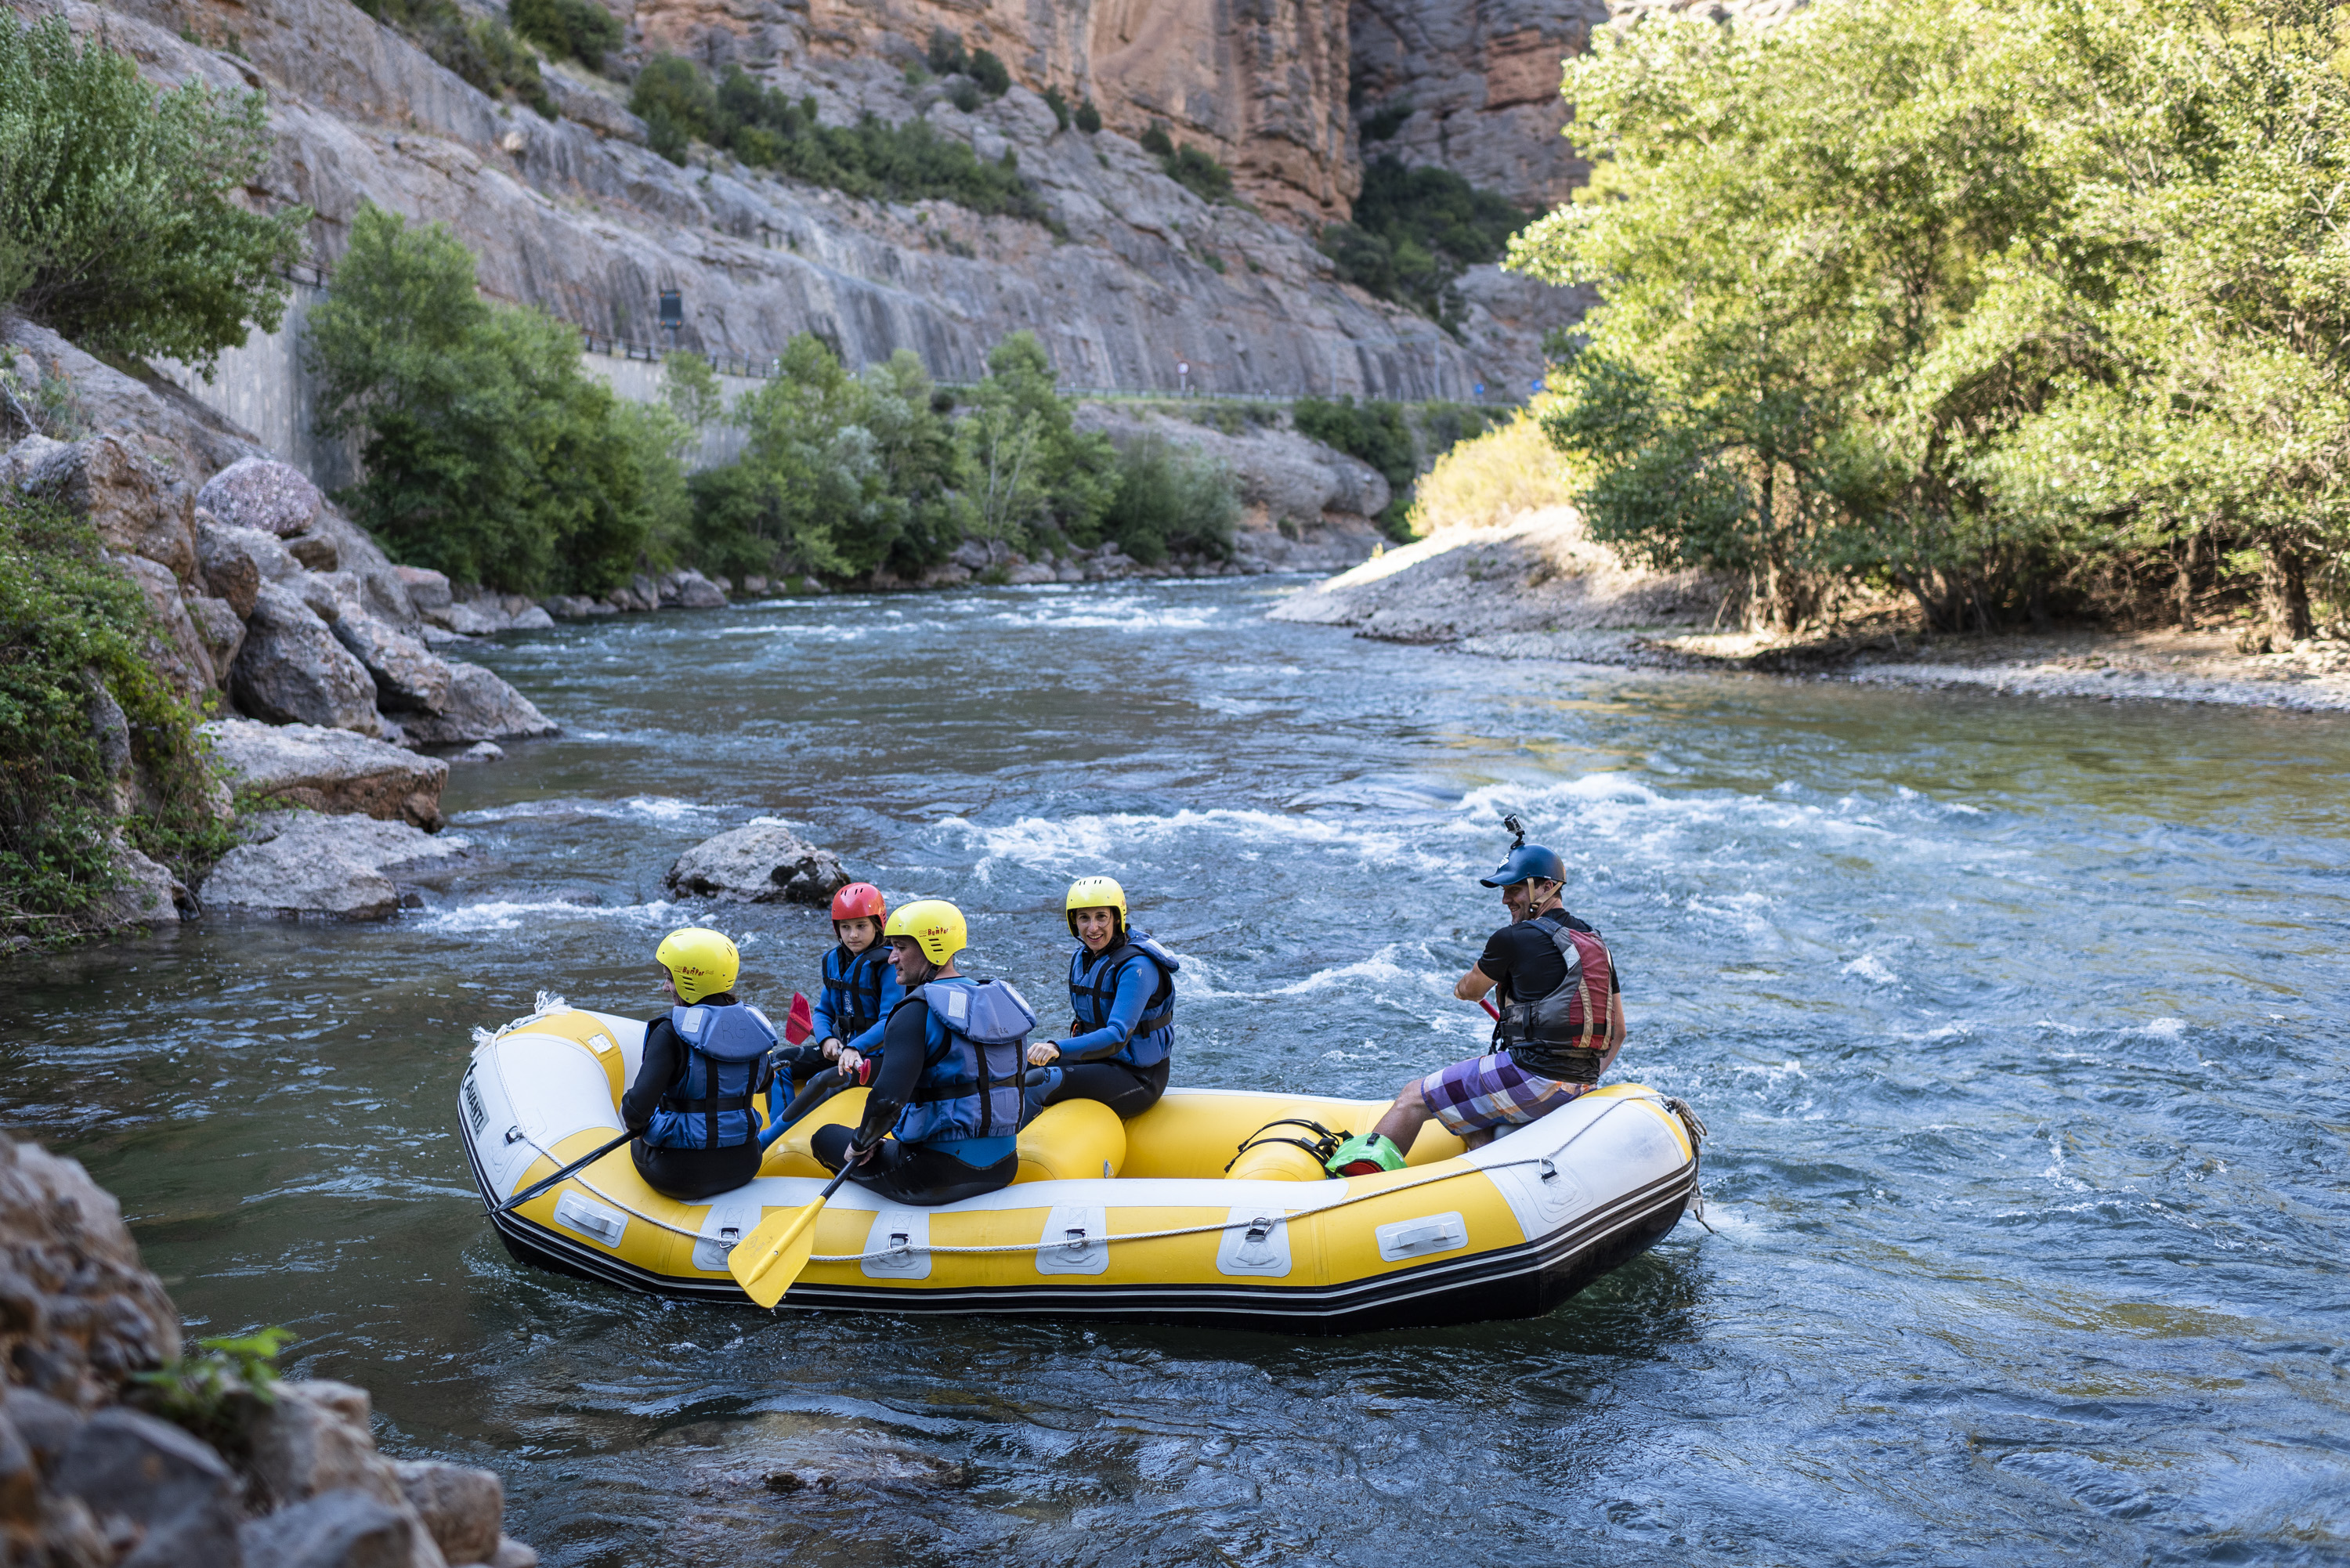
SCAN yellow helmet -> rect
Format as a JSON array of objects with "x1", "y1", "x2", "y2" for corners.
[
  {"x1": 1065, "y1": 875, "x2": 1127, "y2": 938},
  {"x1": 884, "y1": 898, "x2": 967, "y2": 964},
  {"x1": 656, "y1": 927, "x2": 739, "y2": 1003}
]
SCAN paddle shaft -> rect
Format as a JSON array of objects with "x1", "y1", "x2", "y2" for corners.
[
  {"x1": 758, "y1": 1066, "x2": 852, "y2": 1149},
  {"x1": 492, "y1": 1128, "x2": 633, "y2": 1215}
]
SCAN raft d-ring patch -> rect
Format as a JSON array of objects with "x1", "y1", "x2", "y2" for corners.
[
  {"x1": 552, "y1": 1190, "x2": 628, "y2": 1248},
  {"x1": 1376, "y1": 1211, "x2": 1468, "y2": 1263},
  {"x1": 860, "y1": 1209, "x2": 930, "y2": 1280},
  {"x1": 1215, "y1": 1209, "x2": 1292, "y2": 1278},
  {"x1": 1035, "y1": 1205, "x2": 1108, "y2": 1275}
]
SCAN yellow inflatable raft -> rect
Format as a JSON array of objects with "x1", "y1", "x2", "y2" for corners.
[{"x1": 461, "y1": 1002, "x2": 1707, "y2": 1333}]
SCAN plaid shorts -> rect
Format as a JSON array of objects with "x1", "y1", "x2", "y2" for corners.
[{"x1": 1419, "y1": 1051, "x2": 1585, "y2": 1136}]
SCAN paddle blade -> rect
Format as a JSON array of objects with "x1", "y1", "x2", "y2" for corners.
[
  {"x1": 784, "y1": 992, "x2": 814, "y2": 1045},
  {"x1": 730, "y1": 1198, "x2": 826, "y2": 1308}
]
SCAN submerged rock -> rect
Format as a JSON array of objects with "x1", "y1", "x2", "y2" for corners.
[
  {"x1": 396, "y1": 663, "x2": 559, "y2": 747},
  {"x1": 665, "y1": 822, "x2": 850, "y2": 905},
  {"x1": 202, "y1": 718, "x2": 448, "y2": 830},
  {"x1": 197, "y1": 811, "x2": 469, "y2": 919}
]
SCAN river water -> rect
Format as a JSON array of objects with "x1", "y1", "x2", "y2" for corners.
[{"x1": 5, "y1": 580, "x2": 2345, "y2": 1565}]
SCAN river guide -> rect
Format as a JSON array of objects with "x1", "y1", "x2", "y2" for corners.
[{"x1": 460, "y1": 996, "x2": 1705, "y2": 1332}]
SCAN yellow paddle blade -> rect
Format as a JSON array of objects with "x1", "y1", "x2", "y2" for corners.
[{"x1": 729, "y1": 1198, "x2": 826, "y2": 1308}]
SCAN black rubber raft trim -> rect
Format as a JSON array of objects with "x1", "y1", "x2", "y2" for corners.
[{"x1": 465, "y1": 1133, "x2": 1694, "y2": 1335}]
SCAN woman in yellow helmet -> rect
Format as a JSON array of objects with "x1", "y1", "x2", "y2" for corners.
[
  {"x1": 818, "y1": 899, "x2": 1029, "y2": 1205},
  {"x1": 621, "y1": 927, "x2": 776, "y2": 1199},
  {"x1": 1021, "y1": 876, "x2": 1180, "y2": 1121}
]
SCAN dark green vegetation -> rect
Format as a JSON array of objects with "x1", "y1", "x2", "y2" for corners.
[
  {"x1": 0, "y1": 497, "x2": 232, "y2": 945},
  {"x1": 687, "y1": 332, "x2": 1235, "y2": 578},
  {"x1": 508, "y1": 0, "x2": 620, "y2": 72},
  {"x1": 628, "y1": 56, "x2": 1050, "y2": 226},
  {"x1": 352, "y1": 0, "x2": 552, "y2": 117},
  {"x1": 307, "y1": 204, "x2": 687, "y2": 595},
  {"x1": 0, "y1": 17, "x2": 307, "y2": 375},
  {"x1": 1295, "y1": 395, "x2": 1491, "y2": 539},
  {"x1": 1520, "y1": 0, "x2": 2350, "y2": 638},
  {"x1": 1043, "y1": 86, "x2": 1072, "y2": 131},
  {"x1": 1140, "y1": 122, "x2": 1237, "y2": 204},
  {"x1": 1321, "y1": 158, "x2": 1530, "y2": 334},
  {"x1": 1074, "y1": 98, "x2": 1102, "y2": 135}
]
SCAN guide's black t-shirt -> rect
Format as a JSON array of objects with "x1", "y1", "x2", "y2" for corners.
[{"x1": 1477, "y1": 910, "x2": 1622, "y2": 1006}]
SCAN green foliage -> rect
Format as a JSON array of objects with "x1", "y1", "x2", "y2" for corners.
[
  {"x1": 628, "y1": 56, "x2": 1051, "y2": 224},
  {"x1": 1294, "y1": 396, "x2": 1488, "y2": 540},
  {"x1": 1099, "y1": 439, "x2": 1240, "y2": 563},
  {"x1": 1043, "y1": 85, "x2": 1072, "y2": 131},
  {"x1": 692, "y1": 341, "x2": 964, "y2": 580},
  {"x1": 1361, "y1": 101, "x2": 1412, "y2": 143},
  {"x1": 956, "y1": 331, "x2": 1118, "y2": 549},
  {"x1": 969, "y1": 49, "x2": 1010, "y2": 97},
  {"x1": 1139, "y1": 122, "x2": 1173, "y2": 158},
  {"x1": 946, "y1": 78, "x2": 984, "y2": 114},
  {"x1": 661, "y1": 350, "x2": 725, "y2": 431},
  {"x1": 1162, "y1": 144, "x2": 1233, "y2": 204},
  {"x1": 1321, "y1": 157, "x2": 1529, "y2": 334},
  {"x1": 307, "y1": 203, "x2": 659, "y2": 594},
  {"x1": 1074, "y1": 98, "x2": 1101, "y2": 135},
  {"x1": 132, "y1": 1328, "x2": 291, "y2": 1458},
  {"x1": 927, "y1": 27, "x2": 967, "y2": 77},
  {"x1": 508, "y1": 0, "x2": 620, "y2": 72},
  {"x1": 0, "y1": 17, "x2": 308, "y2": 376},
  {"x1": 354, "y1": 0, "x2": 552, "y2": 117},
  {"x1": 1511, "y1": 0, "x2": 2350, "y2": 635},
  {"x1": 0, "y1": 497, "x2": 232, "y2": 945}
]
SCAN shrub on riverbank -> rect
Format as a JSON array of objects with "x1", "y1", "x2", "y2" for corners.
[
  {"x1": 1513, "y1": 0, "x2": 2350, "y2": 639},
  {"x1": 1407, "y1": 406, "x2": 1578, "y2": 536},
  {"x1": 0, "y1": 17, "x2": 308, "y2": 375},
  {"x1": 0, "y1": 498, "x2": 230, "y2": 945},
  {"x1": 1295, "y1": 395, "x2": 1491, "y2": 539},
  {"x1": 629, "y1": 56, "x2": 1052, "y2": 226},
  {"x1": 308, "y1": 203, "x2": 684, "y2": 594},
  {"x1": 1098, "y1": 439, "x2": 1239, "y2": 563}
]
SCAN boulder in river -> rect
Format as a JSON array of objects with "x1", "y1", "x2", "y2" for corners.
[
  {"x1": 203, "y1": 718, "x2": 448, "y2": 829},
  {"x1": 197, "y1": 811, "x2": 469, "y2": 919},
  {"x1": 230, "y1": 582, "x2": 385, "y2": 735},
  {"x1": 396, "y1": 661, "x2": 559, "y2": 746},
  {"x1": 664, "y1": 822, "x2": 851, "y2": 905},
  {"x1": 331, "y1": 602, "x2": 453, "y2": 714}
]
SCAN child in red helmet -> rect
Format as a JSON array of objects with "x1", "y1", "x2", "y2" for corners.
[{"x1": 768, "y1": 883, "x2": 904, "y2": 1129}]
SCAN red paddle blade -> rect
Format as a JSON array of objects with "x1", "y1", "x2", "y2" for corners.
[{"x1": 784, "y1": 991, "x2": 814, "y2": 1044}]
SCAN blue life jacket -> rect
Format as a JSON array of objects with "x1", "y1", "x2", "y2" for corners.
[
  {"x1": 818, "y1": 942, "x2": 895, "y2": 1042},
  {"x1": 893, "y1": 977, "x2": 1032, "y2": 1146},
  {"x1": 645, "y1": 1001, "x2": 778, "y2": 1150},
  {"x1": 1068, "y1": 933, "x2": 1179, "y2": 1069}
]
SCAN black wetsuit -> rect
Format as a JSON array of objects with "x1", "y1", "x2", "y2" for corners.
[
  {"x1": 809, "y1": 992, "x2": 1018, "y2": 1207},
  {"x1": 622, "y1": 992, "x2": 763, "y2": 1200}
]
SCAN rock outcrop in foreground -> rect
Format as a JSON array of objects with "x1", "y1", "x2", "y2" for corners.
[{"x1": 0, "y1": 1135, "x2": 537, "y2": 1568}]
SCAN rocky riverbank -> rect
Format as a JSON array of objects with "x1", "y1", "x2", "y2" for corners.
[
  {"x1": 0, "y1": 1134, "x2": 537, "y2": 1568},
  {"x1": 1273, "y1": 508, "x2": 2350, "y2": 714}
]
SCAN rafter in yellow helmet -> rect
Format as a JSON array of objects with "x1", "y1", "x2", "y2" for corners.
[
  {"x1": 1064, "y1": 875, "x2": 1127, "y2": 938},
  {"x1": 884, "y1": 898, "x2": 968, "y2": 964},
  {"x1": 656, "y1": 927, "x2": 739, "y2": 1003}
]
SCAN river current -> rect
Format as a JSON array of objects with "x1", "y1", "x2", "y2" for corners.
[{"x1": 5, "y1": 580, "x2": 2346, "y2": 1565}]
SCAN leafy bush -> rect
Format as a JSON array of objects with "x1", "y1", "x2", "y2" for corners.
[
  {"x1": 354, "y1": 0, "x2": 551, "y2": 116},
  {"x1": 508, "y1": 0, "x2": 620, "y2": 71},
  {"x1": 1139, "y1": 122, "x2": 1173, "y2": 157},
  {"x1": 1074, "y1": 98, "x2": 1101, "y2": 134},
  {"x1": 1406, "y1": 406, "x2": 1576, "y2": 536},
  {"x1": 1321, "y1": 157, "x2": 1528, "y2": 332},
  {"x1": 1043, "y1": 85, "x2": 1072, "y2": 130},
  {"x1": 0, "y1": 497, "x2": 233, "y2": 945},
  {"x1": 1295, "y1": 395, "x2": 1422, "y2": 539},
  {"x1": 1361, "y1": 101, "x2": 1412, "y2": 143},
  {"x1": 927, "y1": 28, "x2": 968, "y2": 77},
  {"x1": 1099, "y1": 438, "x2": 1239, "y2": 563},
  {"x1": 1162, "y1": 144, "x2": 1233, "y2": 203},
  {"x1": 132, "y1": 1328, "x2": 290, "y2": 1458},
  {"x1": 629, "y1": 56, "x2": 1052, "y2": 224},
  {"x1": 956, "y1": 332, "x2": 1117, "y2": 550},
  {"x1": 946, "y1": 78, "x2": 983, "y2": 113},
  {"x1": 309, "y1": 204, "x2": 668, "y2": 594},
  {"x1": 0, "y1": 17, "x2": 308, "y2": 375},
  {"x1": 969, "y1": 49, "x2": 1010, "y2": 97}
]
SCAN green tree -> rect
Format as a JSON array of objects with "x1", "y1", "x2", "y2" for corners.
[
  {"x1": 700, "y1": 334, "x2": 895, "y2": 577},
  {"x1": 956, "y1": 332, "x2": 1115, "y2": 548},
  {"x1": 308, "y1": 203, "x2": 653, "y2": 593},
  {"x1": 1321, "y1": 157, "x2": 1529, "y2": 331},
  {"x1": 1099, "y1": 439, "x2": 1240, "y2": 563},
  {"x1": 0, "y1": 16, "x2": 308, "y2": 374},
  {"x1": 509, "y1": 0, "x2": 620, "y2": 71}
]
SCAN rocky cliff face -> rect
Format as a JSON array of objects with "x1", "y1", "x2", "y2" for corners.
[{"x1": 41, "y1": 0, "x2": 1568, "y2": 401}]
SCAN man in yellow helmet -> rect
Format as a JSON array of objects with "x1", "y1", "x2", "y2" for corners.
[
  {"x1": 817, "y1": 898, "x2": 1031, "y2": 1205},
  {"x1": 1021, "y1": 876, "x2": 1180, "y2": 1121},
  {"x1": 622, "y1": 927, "x2": 776, "y2": 1199}
]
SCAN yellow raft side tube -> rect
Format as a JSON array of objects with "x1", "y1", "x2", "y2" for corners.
[{"x1": 460, "y1": 1006, "x2": 1703, "y2": 1334}]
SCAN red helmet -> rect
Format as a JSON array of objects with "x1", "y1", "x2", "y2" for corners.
[{"x1": 830, "y1": 882, "x2": 886, "y2": 923}]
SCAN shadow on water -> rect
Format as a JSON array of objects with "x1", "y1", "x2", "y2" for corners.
[{"x1": 5, "y1": 580, "x2": 2348, "y2": 1566}]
